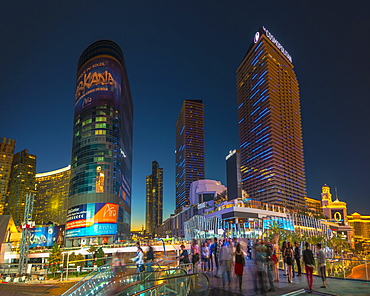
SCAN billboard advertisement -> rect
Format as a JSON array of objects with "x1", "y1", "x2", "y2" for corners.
[
  {"x1": 29, "y1": 225, "x2": 65, "y2": 248},
  {"x1": 66, "y1": 203, "x2": 118, "y2": 238},
  {"x1": 74, "y1": 57, "x2": 122, "y2": 119}
]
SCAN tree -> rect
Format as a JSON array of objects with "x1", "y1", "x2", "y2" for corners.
[
  {"x1": 49, "y1": 243, "x2": 62, "y2": 277},
  {"x1": 95, "y1": 247, "x2": 105, "y2": 267}
]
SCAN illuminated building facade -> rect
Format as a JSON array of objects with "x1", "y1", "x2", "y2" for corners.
[
  {"x1": 145, "y1": 161, "x2": 163, "y2": 236},
  {"x1": 304, "y1": 196, "x2": 322, "y2": 215},
  {"x1": 226, "y1": 149, "x2": 242, "y2": 200},
  {"x1": 175, "y1": 100, "x2": 205, "y2": 214},
  {"x1": 6, "y1": 149, "x2": 36, "y2": 226},
  {"x1": 347, "y1": 212, "x2": 370, "y2": 242},
  {"x1": 237, "y1": 26, "x2": 306, "y2": 208},
  {"x1": 67, "y1": 40, "x2": 133, "y2": 246},
  {"x1": 0, "y1": 137, "x2": 16, "y2": 215},
  {"x1": 321, "y1": 184, "x2": 353, "y2": 244},
  {"x1": 35, "y1": 165, "x2": 71, "y2": 225},
  {"x1": 321, "y1": 184, "x2": 348, "y2": 225}
]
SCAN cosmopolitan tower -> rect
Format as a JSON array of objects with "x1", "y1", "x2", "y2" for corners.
[
  {"x1": 67, "y1": 40, "x2": 133, "y2": 246},
  {"x1": 237, "y1": 27, "x2": 306, "y2": 208},
  {"x1": 175, "y1": 100, "x2": 205, "y2": 214}
]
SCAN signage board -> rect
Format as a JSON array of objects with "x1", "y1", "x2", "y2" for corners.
[{"x1": 66, "y1": 203, "x2": 118, "y2": 238}]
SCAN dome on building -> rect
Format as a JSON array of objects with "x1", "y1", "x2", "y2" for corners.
[{"x1": 189, "y1": 179, "x2": 227, "y2": 205}]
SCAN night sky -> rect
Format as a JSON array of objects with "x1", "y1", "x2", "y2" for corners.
[{"x1": 1, "y1": 2, "x2": 369, "y2": 230}]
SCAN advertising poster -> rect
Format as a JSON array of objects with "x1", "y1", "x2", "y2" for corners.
[
  {"x1": 74, "y1": 57, "x2": 122, "y2": 119},
  {"x1": 28, "y1": 225, "x2": 64, "y2": 248},
  {"x1": 66, "y1": 203, "x2": 118, "y2": 238}
]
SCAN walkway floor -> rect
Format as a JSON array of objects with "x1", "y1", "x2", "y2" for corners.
[{"x1": 205, "y1": 260, "x2": 370, "y2": 296}]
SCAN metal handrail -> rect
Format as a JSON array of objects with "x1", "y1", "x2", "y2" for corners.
[
  {"x1": 61, "y1": 264, "x2": 110, "y2": 296},
  {"x1": 97, "y1": 268, "x2": 187, "y2": 296},
  {"x1": 130, "y1": 283, "x2": 167, "y2": 296},
  {"x1": 115, "y1": 272, "x2": 210, "y2": 296}
]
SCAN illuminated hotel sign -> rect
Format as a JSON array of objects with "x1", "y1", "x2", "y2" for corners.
[{"x1": 261, "y1": 26, "x2": 292, "y2": 63}]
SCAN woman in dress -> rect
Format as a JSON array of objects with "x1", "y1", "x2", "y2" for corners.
[
  {"x1": 234, "y1": 243, "x2": 245, "y2": 290},
  {"x1": 285, "y1": 242, "x2": 294, "y2": 283}
]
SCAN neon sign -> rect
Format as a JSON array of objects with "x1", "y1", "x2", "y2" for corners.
[{"x1": 261, "y1": 26, "x2": 292, "y2": 63}]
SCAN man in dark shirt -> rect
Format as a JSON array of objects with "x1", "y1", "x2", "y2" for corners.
[
  {"x1": 303, "y1": 242, "x2": 315, "y2": 293},
  {"x1": 294, "y1": 242, "x2": 302, "y2": 276}
]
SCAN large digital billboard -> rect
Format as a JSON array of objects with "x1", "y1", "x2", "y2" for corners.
[
  {"x1": 29, "y1": 226, "x2": 65, "y2": 248},
  {"x1": 66, "y1": 203, "x2": 118, "y2": 238},
  {"x1": 74, "y1": 57, "x2": 122, "y2": 119}
]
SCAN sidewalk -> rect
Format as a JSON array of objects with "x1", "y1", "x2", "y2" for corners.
[{"x1": 206, "y1": 260, "x2": 370, "y2": 296}]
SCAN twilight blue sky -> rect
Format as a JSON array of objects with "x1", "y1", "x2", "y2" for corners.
[{"x1": 1, "y1": 1, "x2": 369, "y2": 230}]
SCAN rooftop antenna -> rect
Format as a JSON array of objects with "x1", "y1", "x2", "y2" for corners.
[{"x1": 335, "y1": 186, "x2": 339, "y2": 201}]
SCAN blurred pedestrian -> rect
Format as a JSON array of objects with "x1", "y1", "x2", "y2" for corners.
[
  {"x1": 210, "y1": 237, "x2": 219, "y2": 272},
  {"x1": 266, "y1": 241, "x2": 276, "y2": 292},
  {"x1": 281, "y1": 241, "x2": 288, "y2": 276},
  {"x1": 132, "y1": 247, "x2": 144, "y2": 273},
  {"x1": 294, "y1": 242, "x2": 302, "y2": 276},
  {"x1": 191, "y1": 239, "x2": 200, "y2": 273},
  {"x1": 201, "y1": 241, "x2": 210, "y2": 272},
  {"x1": 272, "y1": 239, "x2": 279, "y2": 282},
  {"x1": 219, "y1": 241, "x2": 232, "y2": 287},
  {"x1": 317, "y1": 243, "x2": 327, "y2": 288},
  {"x1": 303, "y1": 242, "x2": 315, "y2": 293},
  {"x1": 146, "y1": 245, "x2": 154, "y2": 272},
  {"x1": 255, "y1": 241, "x2": 267, "y2": 295}
]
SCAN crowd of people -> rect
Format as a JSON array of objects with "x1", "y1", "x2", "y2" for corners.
[
  {"x1": 114, "y1": 238, "x2": 328, "y2": 294},
  {"x1": 183, "y1": 238, "x2": 327, "y2": 294}
]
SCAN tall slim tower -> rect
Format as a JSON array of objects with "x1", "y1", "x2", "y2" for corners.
[
  {"x1": 237, "y1": 27, "x2": 306, "y2": 208},
  {"x1": 175, "y1": 100, "x2": 205, "y2": 214},
  {"x1": 145, "y1": 161, "x2": 163, "y2": 236},
  {"x1": 67, "y1": 40, "x2": 133, "y2": 246},
  {"x1": 0, "y1": 137, "x2": 16, "y2": 215},
  {"x1": 6, "y1": 149, "x2": 36, "y2": 225}
]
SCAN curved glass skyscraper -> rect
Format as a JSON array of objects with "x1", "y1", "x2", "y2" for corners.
[{"x1": 67, "y1": 40, "x2": 133, "y2": 246}]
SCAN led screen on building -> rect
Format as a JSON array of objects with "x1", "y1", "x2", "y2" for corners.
[
  {"x1": 66, "y1": 203, "x2": 118, "y2": 238},
  {"x1": 263, "y1": 217, "x2": 295, "y2": 232},
  {"x1": 74, "y1": 57, "x2": 122, "y2": 119},
  {"x1": 29, "y1": 226, "x2": 65, "y2": 248}
]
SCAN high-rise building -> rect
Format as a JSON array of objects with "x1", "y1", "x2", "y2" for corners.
[
  {"x1": 175, "y1": 100, "x2": 205, "y2": 214},
  {"x1": 34, "y1": 165, "x2": 71, "y2": 225},
  {"x1": 226, "y1": 149, "x2": 242, "y2": 200},
  {"x1": 145, "y1": 161, "x2": 163, "y2": 236},
  {"x1": 0, "y1": 137, "x2": 16, "y2": 215},
  {"x1": 67, "y1": 40, "x2": 133, "y2": 246},
  {"x1": 237, "y1": 27, "x2": 306, "y2": 208},
  {"x1": 6, "y1": 149, "x2": 36, "y2": 225}
]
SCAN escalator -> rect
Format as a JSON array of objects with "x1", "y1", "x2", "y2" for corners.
[
  {"x1": 62, "y1": 264, "x2": 185, "y2": 296},
  {"x1": 113, "y1": 272, "x2": 210, "y2": 296}
]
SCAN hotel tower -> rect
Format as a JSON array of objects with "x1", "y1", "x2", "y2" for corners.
[
  {"x1": 67, "y1": 40, "x2": 133, "y2": 246},
  {"x1": 145, "y1": 161, "x2": 163, "y2": 236},
  {"x1": 237, "y1": 27, "x2": 306, "y2": 208},
  {"x1": 175, "y1": 100, "x2": 205, "y2": 214}
]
